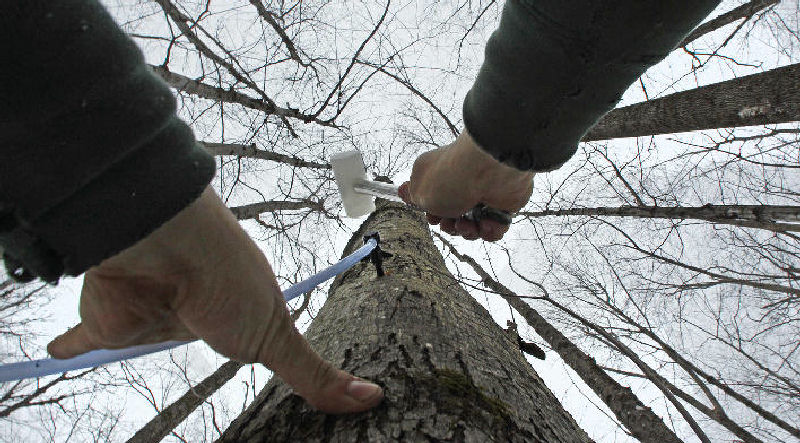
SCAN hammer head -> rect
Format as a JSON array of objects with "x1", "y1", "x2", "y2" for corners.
[{"x1": 330, "y1": 151, "x2": 375, "y2": 218}]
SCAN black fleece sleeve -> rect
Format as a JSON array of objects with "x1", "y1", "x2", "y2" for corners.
[
  {"x1": 0, "y1": 0, "x2": 216, "y2": 282},
  {"x1": 463, "y1": 0, "x2": 720, "y2": 171}
]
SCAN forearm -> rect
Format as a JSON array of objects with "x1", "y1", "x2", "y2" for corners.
[
  {"x1": 0, "y1": 0, "x2": 215, "y2": 281},
  {"x1": 463, "y1": 0, "x2": 720, "y2": 171}
]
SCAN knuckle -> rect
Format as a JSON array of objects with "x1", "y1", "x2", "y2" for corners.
[{"x1": 311, "y1": 359, "x2": 338, "y2": 390}]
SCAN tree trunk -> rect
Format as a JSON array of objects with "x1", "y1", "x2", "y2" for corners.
[
  {"x1": 583, "y1": 63, "x2": 800, "y2": 142},
  {"x1": 436, "y1": 233, "x2": 683, "y2": 443},
  {"x1": 520, "y1": 204, "x2": 800, "y2": 233},
  {"x1": 128, "y1": 361, "x2": 243, "y2": 443},
  {"x1": 219, "y1": 200, "x2": 591, "y2": 442}
]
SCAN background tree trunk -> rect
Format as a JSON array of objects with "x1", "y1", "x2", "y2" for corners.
[
  {"x1": 220, "y1": 200, "x2": 591, "y2": 442},
  {"x1": 583, "y1": 63, "x2": 800, "y2": 141},
  {"x1": 520, "y1": 204, "x2": 800, "y2": 233},
  {"x1": 127, "y1": 360, "x2": 243, "y2": 443},
  {"x1": 200, "y1": 142, "x2": 329, "y2": 169},
  {"x1": 436, "y1": 233, "x2": 684, "y2": 443}
]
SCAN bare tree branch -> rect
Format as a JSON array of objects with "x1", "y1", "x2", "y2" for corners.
[
  {"x1": 153, "y1": 0, "x2": 272, "y2": 103},
  {"x1": 601, "y1": 366, "x2": 763, "y2": 443},
  {"x1": 0, "y1": 370, "x2": 95, "y2": 418},
  {"x1": 151, "y1": 65, "x2": 334, "y2": 125},
  {"x1": 248, "y1": 0, "x2": 313, "y2": 69},
  {"x1": 604, "y1": 220, "x2": 800, "y2": 298},
  {"x1": 360, "y1": 61, "x2": 460, "y2": 137},
  {"x1": 229, "y1": 200, "x2": 324, "y2": 220},
  {"x1": 312, "y1": 0, "x2": 391, "y2": 119},
  {"x1": 200, "y1": 142, "x2": 330, "y2": 169},
  {"x1": 600, "y1": 289, "x2": 800, "y2": 439},
  {"x1": 679, "y1": 0, "x2": 779, "y2": 47}
]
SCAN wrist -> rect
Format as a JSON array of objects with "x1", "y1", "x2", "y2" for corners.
[
  {"x1": 448, "y1": 131, "x2": 534, "y2": 200},
  {"x1": 96, "y1": 186, "x2": 243, "y2": 278}
]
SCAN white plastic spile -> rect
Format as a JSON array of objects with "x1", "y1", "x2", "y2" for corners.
[{"x1": 331, "y1": 151, "x2": 376, "y2": 218}]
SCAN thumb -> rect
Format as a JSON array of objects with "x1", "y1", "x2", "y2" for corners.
[
  {"x1": 269, "y1": 329, "x2": 383, "y2": 414},
  {"x1": 398, "y1": 181, "x2": 413, "y2": 205},
  {"x1": 47, "y1": 324, "x2": 97, "y2": 359}
]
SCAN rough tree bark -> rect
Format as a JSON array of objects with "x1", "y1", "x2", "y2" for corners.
[
  {"x1": 584, "y1": 63, "x2": 800, "y2": 141},
  {"x1": 219, "y1": 200, "x2": 591, "y2": 442}
]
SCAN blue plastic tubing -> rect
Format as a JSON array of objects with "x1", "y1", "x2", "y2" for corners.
[{"x1": 0, "y1": 239, "x2": 378, "y2": 383}]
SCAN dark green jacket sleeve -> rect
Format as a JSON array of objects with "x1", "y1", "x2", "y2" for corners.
[
  {"x1": 0, "y1": 0, "x2": 216, "y2": 282},
  {"x1": 463, "y1": 0, "x2": 720, "y2": 171}
]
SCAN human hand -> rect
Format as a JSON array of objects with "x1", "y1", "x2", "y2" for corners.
[
  {"x1": 399, "y1": 131, "x2": 533, "y2": 241},
  {"x1": 47, "y1": 187, "x2": 383, "y2": 414}
]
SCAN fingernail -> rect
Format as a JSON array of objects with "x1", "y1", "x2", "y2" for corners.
[{"x1": 346, "y1": 380, "x2": 383, "y2": 403}]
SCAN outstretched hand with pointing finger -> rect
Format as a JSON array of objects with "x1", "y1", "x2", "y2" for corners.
[{"x1": 47, "y1": 186, "x2": 383, "y2": 414}]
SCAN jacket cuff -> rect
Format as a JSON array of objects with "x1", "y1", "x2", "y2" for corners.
[
  {"x1": 2, "y1": 120, "x2": 215, "y2": 281},
  {"x1": 462, "y1": 0, "x2": 718, "y2": 172}
]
